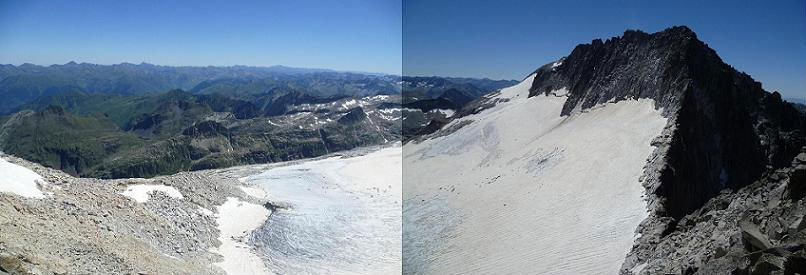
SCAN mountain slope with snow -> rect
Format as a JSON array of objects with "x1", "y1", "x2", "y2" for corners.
[
  {"x1": 403, "y1": 26, "x2": 806, "y2": 275},
  {"x1": 403, "y1": 74, "x2": 668, "y2": 274}
]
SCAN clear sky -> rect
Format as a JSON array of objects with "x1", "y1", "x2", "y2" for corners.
[
  {"x1": 404, "y1": 0, "x2": 805, "y2": 100},
  {"x1": 0, "y1": 0, "x2": 402, "y2": 74}
]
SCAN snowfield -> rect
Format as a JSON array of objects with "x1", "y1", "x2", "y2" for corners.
[
  {"x1": 403, "y1": 75, "x2": 668, "y2": 274},
  {"x1": 0, "y1": 156, "x2": 47, "y2": 198},
  {"x1": 243, "y1": 146, "x2": 402, "y2": 274}
]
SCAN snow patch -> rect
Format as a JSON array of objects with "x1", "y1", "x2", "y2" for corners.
[
  {"x1": 379, "y1": 108, "x2": 401, "y2": 114},
  {"x1": 212, "y1": 197, "x2": 271, "y2": 275},
  {"x1": 550, "y1": 87, "x2": 570, "y2": 97},
  {"x1": 198, "y1": 207, "x2": 214, "y2": 216},
  {"x1": 0, "y1": 157, "x2": 47, "y2": 198},
  {"x1": 430, "y1": 109, "x2": 455, "y2": 118},
  {"x1": 121, "y1": 184, "x2": 184, "y2": 203},
  {"x1": 341, "y1": 99, "x2": 358, "y2": 109}
]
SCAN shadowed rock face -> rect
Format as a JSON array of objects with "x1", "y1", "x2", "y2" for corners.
[{"x1": 529, "y1": 26, "x2": 805, "y2": 219}]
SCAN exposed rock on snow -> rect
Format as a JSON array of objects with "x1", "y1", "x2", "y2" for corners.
[{"x1": 121, "y1": 184, "x2": 184, "y2": 203}]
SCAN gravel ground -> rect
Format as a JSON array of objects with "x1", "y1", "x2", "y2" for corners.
[{"x1": 0, "y1": 152, "x2": 272, "y2": 275}]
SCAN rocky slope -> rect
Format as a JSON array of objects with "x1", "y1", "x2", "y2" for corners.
[
  {"x1": 624, "y1": 149, "x2": 806, "y2": 274},
  {"x1": 0, "y1": 152, "x2": 270, "y2": 275}
]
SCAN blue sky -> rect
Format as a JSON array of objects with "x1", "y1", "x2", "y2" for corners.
[
  {"x1": 0, "y1": 0, "x2": 402, "y2": 74},
  {"x1": 404, "y1": 0, "x2": 805, "y2": 100}
]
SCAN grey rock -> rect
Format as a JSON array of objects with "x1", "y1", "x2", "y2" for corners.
[{"x1": 750, "y1": 253, "x2": 785, "y2": 274}]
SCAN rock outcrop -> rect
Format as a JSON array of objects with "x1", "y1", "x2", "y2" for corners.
[{"x1": 623, "y1": 149, "x2": 806, "y2": 274}]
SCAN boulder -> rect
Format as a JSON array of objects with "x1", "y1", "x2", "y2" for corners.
[
  {"x1": 740, "y1": 220, "x2": 773, "y2": 251},
  {"x1": 0, "y1": 254, "x2": 26, "y2": 275}
]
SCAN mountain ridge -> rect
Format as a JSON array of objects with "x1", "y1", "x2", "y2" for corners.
[{"x1": 0, "y1": 62, "x2": 403, "y2": 114}]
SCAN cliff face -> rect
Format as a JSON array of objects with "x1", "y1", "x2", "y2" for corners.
[{"x1": 528, "y1": 26, "x2": 805, "y2": 219}]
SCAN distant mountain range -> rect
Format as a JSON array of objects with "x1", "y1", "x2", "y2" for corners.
[
  {"x1": 0, "y1": 62, "x2": 401, "y2": 113},
  {"x1": 0, "y1": 62, "x2": 408, "y2": 178}
]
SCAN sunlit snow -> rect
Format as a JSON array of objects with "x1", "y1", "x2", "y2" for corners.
[
  {"x1": 0, "y1": 157, "x2": 47, "y2": 198},
  {"x1": 403, "y1": 74, "x2": 667, "y2": 274},
  {"x1": 121, "y1": 184, "x2": 184, "y2": 203}
]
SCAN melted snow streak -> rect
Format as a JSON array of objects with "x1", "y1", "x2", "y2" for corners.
[
  {"x1": 246, "y1": 147, "x2": 402, "y2": 275},
  {"x1": 403, "y1": 75, "x2": 668, "y2": 275}
]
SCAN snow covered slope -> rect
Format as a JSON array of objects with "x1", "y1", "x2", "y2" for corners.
[{"x1": 403, "y1": 74, "x2": 668, "y2": 274}]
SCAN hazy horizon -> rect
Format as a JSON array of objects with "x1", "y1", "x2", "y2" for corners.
[{"x1": 0, "y1": 0, "x2": 402, "y2": 75}]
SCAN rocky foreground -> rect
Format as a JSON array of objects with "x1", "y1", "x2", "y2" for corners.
[
  {"x1": 624, "y1": 148, "x2": 806, "y2": 274},
  {"x1": 0, "y1": 151, "x2": 272, "y2": 275}
]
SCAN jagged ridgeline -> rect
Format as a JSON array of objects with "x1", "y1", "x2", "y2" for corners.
[
  {"x1": 526, "y1": 26, "x2": 804, "y2": 219},
  {"x1": 0, "y1": 65, "x2": 403, "y2": 178}
]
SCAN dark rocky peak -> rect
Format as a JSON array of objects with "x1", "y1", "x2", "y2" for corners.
[
  {"x1": 529, "y1": 25, "x2": 706, "y2": 116},
  {"x1": 527, "y1": 26, "x2": 805, "y2": 219}
]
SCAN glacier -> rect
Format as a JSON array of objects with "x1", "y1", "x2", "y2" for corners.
[
  {"x1": 403, "y1": 74, "x2": 668, "y2": 274},
  {"x1": 242, "y1": 146, "x2": 402, "y2": 274}
]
